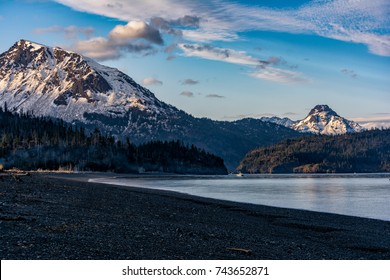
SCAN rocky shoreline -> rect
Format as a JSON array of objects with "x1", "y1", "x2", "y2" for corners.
[{"x1": 0, "y1": 173, "x2": 389, "y2": 259}]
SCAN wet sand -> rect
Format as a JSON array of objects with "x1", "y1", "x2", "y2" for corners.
[{"x1": 0, "y1": 173, "x2": 389, "y2": 259}]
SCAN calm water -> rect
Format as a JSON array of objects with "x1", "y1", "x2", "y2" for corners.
[{"x1": 89, "y1": 174, "x2": 390, "y2": 221}]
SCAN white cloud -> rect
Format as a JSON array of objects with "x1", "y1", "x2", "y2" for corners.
[
  {"x1": 54, "y1": 0, "x2": 195, "y2": 22},
  {"x1": 250, "y1": 67, "x2": 309, "y2": 84},
  {"x1": 179, "y1": 43, "x2": 307, "y2": 84},
  {"x1": 72, "y1": 36, "x2": 155, "y2": 60},
  {"x1": 182, "y1": 30, "x2": 238, "y2": 42},
  {"x1": 218, "y1": 0, "x2": 390, "y2": 55},
  {"x1": 73, "y1": 37, "x2": 121, "y2": 60},
  {"x1": 71, "y1": 21, "x2": 162, "y2": 60},
  {"x1": 142, "y1": 77, "x2": 163, "y2": 86},
  {"x1": 109, "y1": 21, "x2": 163, "y2": 45},
  {"x1": 178, "y1": 44, "x2": 260, "y2": 66},
  {"x1": 303, "y1": 0, "x2": 390, "y2": 56},
  {"x1": 55, "y1": 0, "x2": 390, "y2": 56}
]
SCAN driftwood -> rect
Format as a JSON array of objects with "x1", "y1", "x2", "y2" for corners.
[{"x1": 226, "y1": 248, "x2": 253, "y2": 255}]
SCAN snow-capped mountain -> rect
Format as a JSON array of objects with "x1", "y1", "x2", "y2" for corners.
[
  {"x1": 258, "y1": 105, "x2": 364, "y2": 135},
  {"x1": 0, "y1": 40, "x2": 299, "y2": 169},
  {"x1": 0, "y1": 39, "x2": 176, "y2": 125},
  {"x1": 291, "y1": 105, "x2": 364, "y2": 135},
  {"x1": 259, "y1": 116, "x2": 294, "y2": 128}
]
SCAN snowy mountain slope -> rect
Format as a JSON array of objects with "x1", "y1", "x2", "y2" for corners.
[
  {"x1": 0, "y1": 40, "x2": 176, "y2": 125},
  {"x1": 291, "y1": 105, "x2": 364, "y2": 135},
  {"x1": 0, "y1": 40, "x2": 299, "y2": 169},
  {"x1": 259, "y1": 116, "x2": 294, "y2": 128},
  {"x1": 259, "y1": 105, "x2": 364, "y2": 135}
]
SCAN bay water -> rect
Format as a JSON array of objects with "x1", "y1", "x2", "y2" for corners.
[{"x1": 89, "y1": 173, "x2": 390, "y2": 221}]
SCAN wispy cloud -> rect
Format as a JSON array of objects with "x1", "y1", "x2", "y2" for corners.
[
  {"x1": 180, "y1": 79, "x2": 199, "y2": 85},
  {"x1": 150, "y1": 15, "x2": 200, "y2": 36},
  {"x1": 55, "y1": 0, "x2": 196, "y2": 23},
  {"x1": 352, "y1": 115, "x2": 390, "y2": 129},
  {"x1": 33, "y1": 25, "x2": 94, "y2": 39},
  {"x1": 182, "y1": 29, "x2": 238, "y2": 42},
  {"x1": 180, "y1": 91, "x2": 194, "y2": 97},
  {"x1": 341, "y1": 69, "x2": 358, "y2": 79},
  {"x1": 297, "y1": 0, "x2": 390, "y2": 56},
  {"x1": 215, "y1": 0, "x2": 390, "y2": 56},
  {"x1": 178, "y1": 44, "x2": 260, "y2": 66},
  {"x1": 179, "y1": 43, "x2": 307, "y2": 84},
  {"x1": 54, "y1": 0, "x2": 390, "y2": 56},
  {"x1": 250, "y1": 67, "x2": 309, "y2": 84},
  {"x1": 142, "y1": 77, "x2": 163, "y2": 86},
  {"x1": 206, "y1": 94, "x2": 225, "y2": 98}
]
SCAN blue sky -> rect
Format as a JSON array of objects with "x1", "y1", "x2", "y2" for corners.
[{"x1": 0, "y1": 0, "x2": 389, "y2": 127}]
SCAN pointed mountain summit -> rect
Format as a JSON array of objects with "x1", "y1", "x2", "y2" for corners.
[
  {"x1": 0, "y1": 40, "x2": 299, "y2": 169},
  {"x1": 292, "y1": 105, "x2": 364, "y2": 135}
]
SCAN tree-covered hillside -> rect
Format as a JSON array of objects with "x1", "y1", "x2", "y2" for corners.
[
  {"x1": 0, "y1": 108, "x2": 227, "y2": 174},
  {"x1": 237, "y1": 129, "x2": 390, "y2": 173}
]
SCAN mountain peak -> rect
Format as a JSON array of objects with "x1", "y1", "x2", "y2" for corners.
[
  {"x1": 16, "y1": 39, "x2": 46, "y2": 50},
  {"x1": 0, "y1": 40, "x2": 172, "y2": 123},
  {"x1": 292, "y1": 104, "x2": 364, "y2": 135},
  {"x1": 3, "y1": 39, "x2": 49, "y2": 68},
  {"x1": 2, "y1": 39, "x2": 77, "y2": 71},
  {"x1": 309, "y1": 104, "x2": 337, "y2": 115}
]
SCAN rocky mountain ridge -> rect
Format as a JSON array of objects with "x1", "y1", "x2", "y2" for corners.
[
  {"x1": 0, "y1": 40, "x2": 176, "y2": 125},
  {"x1": 261, "y1": 105, "x2": 364, "y2": 135},
  {"x1": 0, "y1": 40, "x2": 300, "y2": 169},
  {"x1": 292, "y1": 105, "x2": 363, "y2": 135}
]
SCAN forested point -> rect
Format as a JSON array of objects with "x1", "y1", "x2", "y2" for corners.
[
  {"x1": 0, "y1": 107, "x2": 227, "y2": 174},
  {"x1": 237, "y1": 129, "x2": 390, "y2": 174}
]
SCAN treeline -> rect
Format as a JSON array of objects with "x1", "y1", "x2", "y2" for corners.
[
  {"x1": 237, "y1": 129, "x2": 390, "y2": 173},
  {"x1": 0, "y1": 108, "x2": 227, "y2": 174}
]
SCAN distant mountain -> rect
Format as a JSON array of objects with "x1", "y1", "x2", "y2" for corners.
[
  {"x1": 260, "y1": 105, "x2": 364, "y2": 135},
  {"x1": 292, "y1": 105, "x2": 364, "y2": 135},
  {"x1": 259, "y1": 116, "x2": 294, "y2": 128},
  {"x1": 237, "y1": 129, "x2": 390, "y2": 174},
  {"x1": 0, "y1": 40, "x2": 299, "y2": 169}
]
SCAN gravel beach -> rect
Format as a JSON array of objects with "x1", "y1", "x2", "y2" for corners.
[{"x1": 0, "y1": 173, "x2": 389, "y2": 260}]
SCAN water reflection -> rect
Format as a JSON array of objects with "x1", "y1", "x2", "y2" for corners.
[{"x1": 91, "y1": 174, "x2": 390, "y2": 221}]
